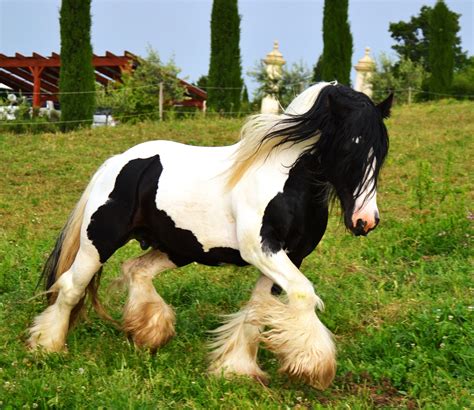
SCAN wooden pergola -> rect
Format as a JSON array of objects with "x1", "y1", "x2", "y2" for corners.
[{"x1": 0, "y1": 51, "x2": 207, "y2": 110}]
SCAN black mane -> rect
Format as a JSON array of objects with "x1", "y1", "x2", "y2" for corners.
[{"x1": 263, "y1": 84, "x2": 390, "y2": 203}]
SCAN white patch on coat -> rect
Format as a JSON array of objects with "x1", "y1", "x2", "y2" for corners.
[{"x1": 352, "y1": 155, "x2": 379, "y2": 230}]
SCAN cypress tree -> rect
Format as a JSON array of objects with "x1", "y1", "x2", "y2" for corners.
[
  {"x1": 59, "y1": 0, "x2": 95, "y2": 131},
  {"x1": 312, "y1": 55, "x2": 323, "y2": 83},
  {"x1": 321, "y1": 0, "x2": 353, "y2": 85},
  {"x1": 208, "y1": 0, "x2": 243, "y2": 112},
  {"x1": 428, "y1": 0, "x2": 457, "y2": 97}
]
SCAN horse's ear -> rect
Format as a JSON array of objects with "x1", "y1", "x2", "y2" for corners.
[{"x1": 376, "y1": 93, "x2": 394, "y2": 119}]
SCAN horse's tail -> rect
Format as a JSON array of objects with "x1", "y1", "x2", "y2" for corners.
[{"x1": 40, "y1": 169, "x2": 113, "y2": 326}]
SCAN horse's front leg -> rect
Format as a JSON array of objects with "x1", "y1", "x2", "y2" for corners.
[
  {"x1": 237, "y1": 223, "x2": 336, "y2": 389},
  {"x1": 208, "y1": 275, "x2": 272, "y2": 383}
]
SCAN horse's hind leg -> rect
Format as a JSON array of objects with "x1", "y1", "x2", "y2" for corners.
[
  {"x1": 121, "y1": 250, "x2": 176, "y2": 350},
  {"x1": 28, "y1": 245, "x2": 101, "y2": 352},
  {"x1": 208, "y1": 275, "x2": 272, "y2": 383}
]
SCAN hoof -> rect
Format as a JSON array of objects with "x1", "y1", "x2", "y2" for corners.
[
  {"x1": 209, "y1": 362, "x2": 269, "y2": 386},
  {"x1": 27, "y1": 306, "x2": 68, "y2": 353},
  {"x1": 278, "y1": 352, "x2": 336, "y2": 390},
  {"x1": 123, "y1": 301, "x2": 175, "y2": 350},
  {"x1": 255, "y1": 294, "x2": 337, "y2": 390}
]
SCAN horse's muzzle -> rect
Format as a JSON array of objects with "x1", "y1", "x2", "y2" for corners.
[{"x1": 350, "y1": 213, "x2": 380, "y2": 236}]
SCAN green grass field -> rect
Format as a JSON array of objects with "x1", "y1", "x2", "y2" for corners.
[{"x1": 0, "y1": 101, "x2": 473, "y2": 409}]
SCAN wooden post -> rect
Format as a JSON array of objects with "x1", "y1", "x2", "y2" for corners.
[
  {"x1": 408, "y1": 87, "x2": 412, "y2": 105},
  {"x1": 159, "y1": 82, "x2": 163, "y2": 121},
  {"x1": 29, "y1": 66, "x2": 44, "y2": 108}
]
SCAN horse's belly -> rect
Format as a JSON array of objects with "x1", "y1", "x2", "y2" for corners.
[
  {"x1": 151, "y1": 147, "x2": 243, "y2": 266},
  {"x1": 157, "y1": 194, "x2": 237, "y2": 249}
]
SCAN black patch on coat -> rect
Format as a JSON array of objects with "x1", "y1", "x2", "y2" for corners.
[
  {"x1": 87, "y1": 155, "x2": 247, "y2": 267},
  {"x1": 260, "y1": 153, "x2": 328, "y2": 265}
]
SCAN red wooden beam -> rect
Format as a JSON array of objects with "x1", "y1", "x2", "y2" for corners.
[
  {"x1": 0, "y1": 69, "x2": 34, "y2": 93},
  {"x1": 29, "y1": 66, "x2": 44, "y2": 107},
  {"x1": 0, "y1": 67, "x2": 58, "y2": 94},
  {"x1": 0, "y1": 55, "x2": 134, "y2": 68}
]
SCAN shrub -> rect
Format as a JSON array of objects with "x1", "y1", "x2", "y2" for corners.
[{"x1": 96, "y1": 49, "x2": 185, "y2": 123}]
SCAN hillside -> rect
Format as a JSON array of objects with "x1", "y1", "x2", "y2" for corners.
[{"x1": 0, "y1": 101, "x2": 472, "y2": 408}]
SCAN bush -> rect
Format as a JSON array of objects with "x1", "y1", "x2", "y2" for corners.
[
  {"x1": 451, "y1": 57, "x2": 474, "y2": 99},
  {"x1": 96, "y1": 48, "x2": 185, "y2": 123},
  {"x1": 248, "y1": 60, "x2": 312, "y2": 109},
  {"x1": 0, "y1": 99, "x2": 58, "y2": 134},
  {"x1": 370, "y1": 54, "x2": 425, "y2": 103}
]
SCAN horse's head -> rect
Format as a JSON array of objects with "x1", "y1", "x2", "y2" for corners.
[
  {"x1": 258, "y1": 82, "x2": 393, "y2": 236},
  {"x1": 317, "y1": 86, "x2": 393, "y2": 236}
]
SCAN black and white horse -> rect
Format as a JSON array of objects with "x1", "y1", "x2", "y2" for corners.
[{"x1": 29, "y1": 82, "x2": 392, "y2": 390}]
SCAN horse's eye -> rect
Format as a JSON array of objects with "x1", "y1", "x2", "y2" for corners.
[{"x1": 352, "y1": 136, "x2": 362, "y2": 144}]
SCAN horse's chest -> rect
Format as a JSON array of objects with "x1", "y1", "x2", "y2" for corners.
[{"x1": 259, "y1": 157, "x2": 328, "y2": 265}]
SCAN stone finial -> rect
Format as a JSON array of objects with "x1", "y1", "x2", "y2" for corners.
[
  {"x1": 355, "y1": 47, "x2": 375, "y2": 73},
  {"x1": 264, "y1": 41, "x2": 286, "y2": 67},
  {"x1": 261, "y1": 40, "x2": 286, "y2": 114},
  {"x1": 354, "y1": 46, "x2": 375, "y2": 98}
]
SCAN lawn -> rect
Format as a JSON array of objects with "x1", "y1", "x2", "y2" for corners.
[{"x1": 0, "y1": 101, "x2": 472, "y2": 409}]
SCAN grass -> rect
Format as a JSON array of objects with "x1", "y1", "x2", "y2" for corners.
[{"x1": 0, "y1": 101, "x2": 473, "y2": 409}]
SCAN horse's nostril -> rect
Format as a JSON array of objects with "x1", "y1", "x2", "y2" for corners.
[
  {"x1": 375, "y1": 216, "x2": 380, "y2": 226},
  {"x1": 356, "y1": 219, "x2": 366, "y2": 229}
]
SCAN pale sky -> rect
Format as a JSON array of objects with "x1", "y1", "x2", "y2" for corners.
[{"x1": 0, "y1": 0, "x2": 472, "y2": 94}]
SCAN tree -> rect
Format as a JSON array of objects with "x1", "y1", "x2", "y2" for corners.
[
  {"x1": 208, "y1": 0, "x2": 243, "y2": 112},
  {"x1": 59, "y1": 0, "x2": 95, "y2": 131},
  {"x1": 195, "y1": 75, "x2": 208, "y2": 91},
  {"x1": 451, "y1": 57, "x2": 474, "y2": 98},
  {"x1": 248, "y1": 60, "x2": 312, "y2": 108},
  {"x1": 321, "y1": 0, "x2": 353, "y2": 85},
  {"x1": 428, "y1": 1, "x2": 457, "y2": 96},
  {"x1": 96, "y1": 49, "x2": 185, "y2": 123},
  {"x1": 389, "y1": 4, "x2": 467, "y2": 71},
  {"x1": 370, "y1": 54, "x2": 425, "y2": 103},
  {"x1": 241, "y1": 84, "x2": 249, "y2": 104},
  {"x1": 312, "y1": 55, "x2": 323, "y2": 83}
]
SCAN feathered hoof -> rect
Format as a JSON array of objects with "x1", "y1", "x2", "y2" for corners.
[
  {"x1": 209, "y1": 362, "x2": 269, "y2": 386},
  {"x1": 123, "y1": 301, "x2": 175, "y2": 351},
  {"x1": 278, "y1": 352, "x2": 336, "y2": 390},
  {"x1": 27, "y1": 306, "x2": 68, "y2": 353},
  {"x1": 255, "y1": 295, "x2": 337, "y2": 390}
]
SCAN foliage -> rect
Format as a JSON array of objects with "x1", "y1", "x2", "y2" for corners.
[
  {"x1": 428, "y1": 1, "x2": 458, "y2": 98},
  {"x1": 195, "y1": 75, "x2": 208, "y2": 91},
  {"x1": 208, "y1": 0, "x2": 243, "y2": 113},
  {"x1": 0, "y1": 101, "x2": 473, "y2": 408},
  {"x1": 248, "y1": 60, "x2": 311, "y2": 109},
  {"x1": 451, "y1": 57, "x2": 474, "y2": 98},
  {"x1": 389, "y1": 4, "x2": 467, "y2": 71},
  {"x1": 96, "y1": 49, "x2": 185, "y2": 123},
  {"x1": 321, "y1": 0, "x2": 353, "y2": 85},
  {"x1": 58, "y1": 0, "x2": 95, "y2": 131},
  {"x1": 312, "y1": 54, "x2": 323, "y2": 83},
  {"x1": 240, "y1": 84, "x2": 251, "y2": 113},
  {"x1": 0, "y1": 98, "x2": 59, "y2": 134},
  {"x1": 279, "y1": 61, "x2": 312, "y2": 107},
  {"x1": 370, "y1": 54, "x2": 425, "y2": 103}
]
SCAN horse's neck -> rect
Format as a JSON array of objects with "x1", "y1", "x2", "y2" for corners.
[{"x1": 258, "y1": 139, "x2": 327, "y2": 199}]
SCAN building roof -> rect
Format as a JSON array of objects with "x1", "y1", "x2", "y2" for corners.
[{"x1": 0, "y1": 51, "x2": 207, "y2": 108}]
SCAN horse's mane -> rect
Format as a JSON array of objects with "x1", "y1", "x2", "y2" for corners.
[
  {"x1": 226, "y1": 82, "x2": 334, "y2": 189},
  {"x1": 226, "y1": 82, "x2": 389, "y2": 204}
]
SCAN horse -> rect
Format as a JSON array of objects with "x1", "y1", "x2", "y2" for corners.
[{"x1": 28, "y1": 82, "x2": 393, "y2": 390}]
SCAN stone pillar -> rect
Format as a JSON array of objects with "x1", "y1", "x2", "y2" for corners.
[
  {"x1": 261, "y1": 41, "x2": 285, "y2": 114},
  {"x1": 354, "y1": 47, "x2": 375, "y2": 98}
]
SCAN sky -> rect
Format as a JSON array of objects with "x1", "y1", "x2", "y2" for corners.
[{"x1": 0, "y1": 0, "x2": 473, "y2": 95}]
